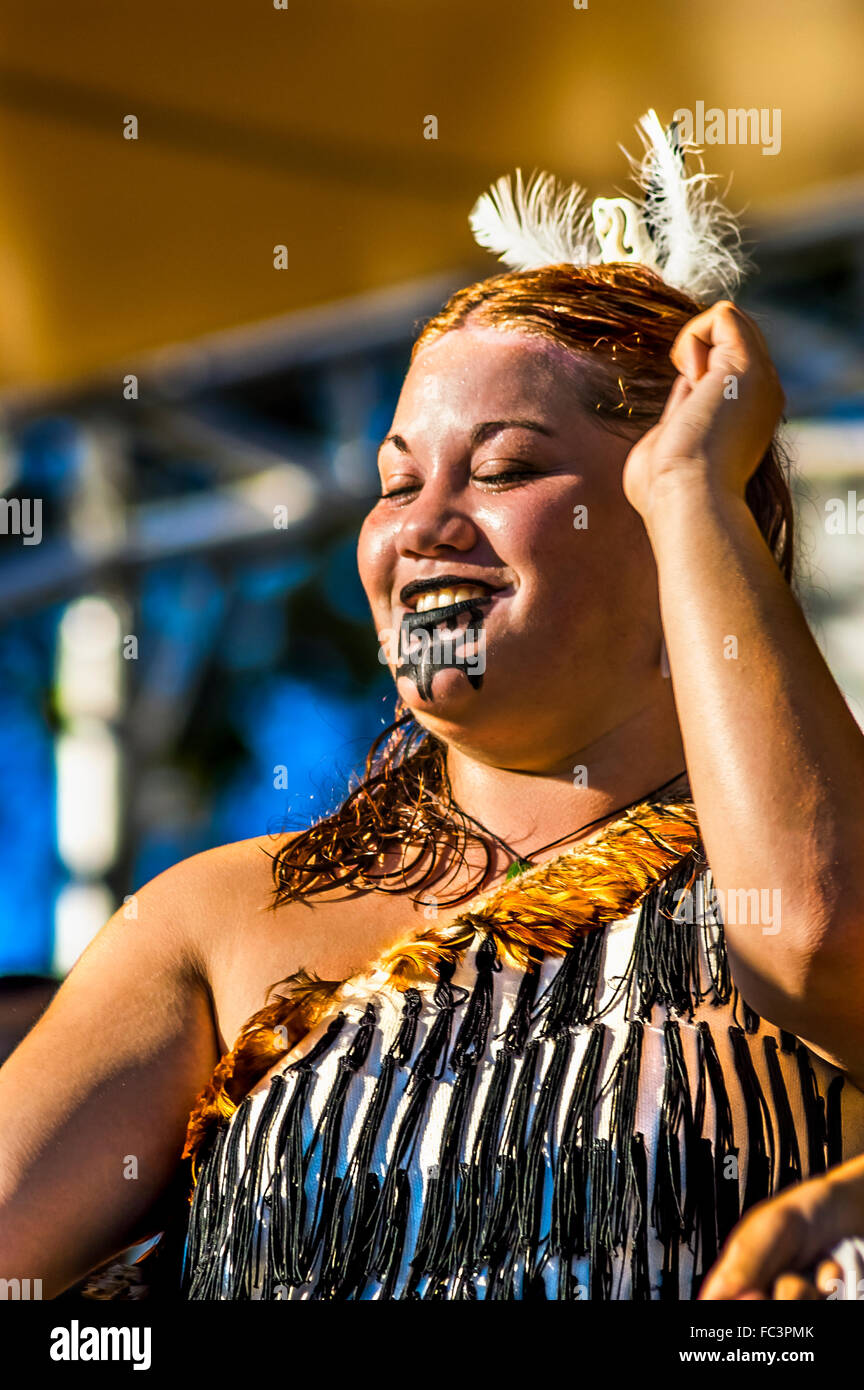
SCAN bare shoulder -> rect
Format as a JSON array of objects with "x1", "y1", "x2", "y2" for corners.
[
  {"x1": 133, "y1": 833, "x2": 284, "y2": 968},
  {"x1": 150, "y1": 833, "x2": 430, "y2": 1052}
]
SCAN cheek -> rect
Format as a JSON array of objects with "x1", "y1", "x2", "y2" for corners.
[
  {"x1": 510, "y1": 487, "x2": 657, "y2": 624},
  {"x1": 357, "y1": 512, "x2": 395, "y2": 610}
]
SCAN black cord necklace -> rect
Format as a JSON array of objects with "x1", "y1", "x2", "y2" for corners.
[{"x1": 454, "y1": 767, "x2": 690, "y2": 884}]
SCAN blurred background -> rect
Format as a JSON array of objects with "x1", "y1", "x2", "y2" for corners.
[{"x1": 0, "y1": 0, "x2": 862, "y2": 1004}]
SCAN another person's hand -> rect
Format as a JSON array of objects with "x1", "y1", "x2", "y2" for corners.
[{"x1": 699, "y1": 1154, "x2": 864, "y2": 1300}]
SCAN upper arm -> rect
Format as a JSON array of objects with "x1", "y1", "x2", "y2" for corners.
[{"x1": 0, "y1": 858, "x2": 221, "y2": 1298}]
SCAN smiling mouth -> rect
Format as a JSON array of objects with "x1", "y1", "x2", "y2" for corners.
[
  {"x1": 398, "y1": 574, "x2": 505, "y2": 618},
  {"x1": 394, "y1": 589, "x2": 490, "y2": 702},
  {"x1": 411, "y1": 583, "x2": 491, "y2": 614}
]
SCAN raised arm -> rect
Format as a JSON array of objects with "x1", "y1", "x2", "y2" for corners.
[
  {"x1": 0, "y1": 858, "x2": 220, "y2": 1298},
  {"x1": 624, "y1": 301, "x2": 864, "y2": 1082}
]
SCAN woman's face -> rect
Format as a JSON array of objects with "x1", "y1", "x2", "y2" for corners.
[{"x1": 358, "y1": 324, "x2": 669, "y2": 771}]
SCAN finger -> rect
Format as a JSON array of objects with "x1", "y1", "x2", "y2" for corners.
[
  {"x1": 671, "y1": 300, "x2": 757, "y2": 351},
  {"x1": 657, "y1": 373, "x2": 693, "y2": 423},
  {"x1": 815, "y1": 1258, "x2": 845, "y2": 1296},
  {"x1": 670, "y1": 301, "x2": 754, "y2": 380},
  {"x1": 669, "y1": 330, "x2": 710, "y2": 384},
  {"x1": 771, "y1": 1273, "x2": 822, "y2": 1301},
  {"x1": 699, "y1": 1200, "x2": 810, "y2": 1300}
]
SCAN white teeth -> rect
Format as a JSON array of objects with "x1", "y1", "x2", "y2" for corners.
[{"x1": 413, "y1": 584, "x2": 489, "y2": 613}]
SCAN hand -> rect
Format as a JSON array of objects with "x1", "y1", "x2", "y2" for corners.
[
  {"x1": 699, "y1": 1156, "x2": 864, "y2": 1301},
  {"x1": 622, "y1": 300, "x2": 785, "y2": 522}
]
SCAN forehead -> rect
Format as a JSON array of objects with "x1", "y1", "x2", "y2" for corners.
[{"x1": 394, "y1": 325, "x2": 586, "y2": 428}]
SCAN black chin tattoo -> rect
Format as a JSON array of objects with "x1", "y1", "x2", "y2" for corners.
[{"x1": 394, "y1": 597, "x2": 488, "y2": 702}]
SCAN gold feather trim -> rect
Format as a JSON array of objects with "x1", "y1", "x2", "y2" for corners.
[
  {"x1": 182, "y1": 793, "x2": 699, "y2": 1170},
  {"x1": 381, "y1": 795, "x2": 700, "y2": 982}
]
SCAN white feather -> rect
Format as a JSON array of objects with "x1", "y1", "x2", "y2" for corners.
[
  {"x1": 628, "y1": 109, "x2": 749, "y2": 301},
  {"x1": 467, "y1": 110, "x2": 750, "y2": 301},
  {"x1": 468, "y1": 168, "x2": 595, "y2": 272}
]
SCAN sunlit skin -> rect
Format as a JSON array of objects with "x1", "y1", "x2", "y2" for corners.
[
  {"x1": 358, "y1": 324, "x2": 687, "y2": 852},
  {"x1": 357, "y1": 309, "x2": 864, "y2": 1045},
  {"x1": 4, "y1": 303, "x2": 864, "y2": 1302},
  {"x1": 359, "y1": 304, "x2": 864, "y2": 1301}
]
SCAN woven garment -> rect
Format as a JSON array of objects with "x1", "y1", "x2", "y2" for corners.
[{"x1": 180, "y1": 824, "x2": 864, "y2": 1300}]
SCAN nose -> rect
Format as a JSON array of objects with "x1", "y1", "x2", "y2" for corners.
[{"x1": 394, "y1": 479, "x2": 478, "y2": 558}]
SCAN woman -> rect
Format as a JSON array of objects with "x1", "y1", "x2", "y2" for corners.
[{"x1": 2, "y1": 114, "x2": 864, "y2": 1302}]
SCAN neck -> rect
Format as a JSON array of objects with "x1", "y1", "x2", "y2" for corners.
[{"x1": 444, "y1": 693, "x2": 688, "y2": 862}]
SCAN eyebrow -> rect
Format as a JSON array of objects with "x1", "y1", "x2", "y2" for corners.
[{"x1": 378, "y1": 418, "x2": 555, "y2": 454}]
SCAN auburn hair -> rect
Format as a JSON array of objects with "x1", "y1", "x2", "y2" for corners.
[{"x1": 183, "y1": 262, "x2": 795, "y2": 1167}]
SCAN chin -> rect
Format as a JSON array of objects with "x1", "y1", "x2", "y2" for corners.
[{"x1": 396, "y1": 668, "x2": 488, "y2": 730}]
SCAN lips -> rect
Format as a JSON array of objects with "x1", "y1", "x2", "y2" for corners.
[
  {"x1": 413, "y1": 583, "x2": 490, "y2": 613},
  {"x1": 398, "y1": 573, "x2": 505, "y2": 615}
]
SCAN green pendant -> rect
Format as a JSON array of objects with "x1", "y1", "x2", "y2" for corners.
[{"x1": 505, "y1": 858, "x2": 533, "y2": 881}]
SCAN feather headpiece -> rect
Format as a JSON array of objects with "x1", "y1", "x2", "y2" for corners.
[{"x1": 469, "y1": 109, "x2": 748, "y2": 302}]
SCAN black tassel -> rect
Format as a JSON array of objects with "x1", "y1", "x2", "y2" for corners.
[
  {"x1": 763, "y1": 1035, "x2": 802, "y2": 1191},
  {"x1": 698, "y1": 873, "x2": 733, "y2": 1005},
  {"x1": 301, "y1": 1004, "x2": 379, "y2": 1289},
  {"x1": 370, "y1": 957, "x2": 464, "y2": 1295},
  {"x1": 450, "y1": 935, "x2": 499, "y2": 1070},
  {"x1": 225, "y1": 1074, "x2": 294, "y2": 1297},
  {"x1": 186, "y1": 1095, "x2": 253, "y2": 1299},
  {"x1": 263, "y1": 1071, "x2": 317, "y2": 1292},
  {"x1": 688, "y1": 1137, "x2": 719, "y2": 1299},
  {"x1": 796, "y1": 1042, "x2": 828, "y2": 1175},
  {"x1": 535, "y1": 931, "x2": 605, "y2": 1033},
  {"x1": 601, "y1": 1020, "x2": 644, "y2": 1251},
  {"x1": 635, "y1": 857, "x2": 702, "y2": 1020},
  {"x1": 588, "y1": 1138, "x2": 613, "y2": 1301},
  {"x1": 827, "y1": 1074, "x2": 844, "y2": 1167},
  {"x1": 375, "y1": 1169, "x2": 411, "y2": 1299},
  {"x1": 500, "y1": 947, "x2": 544, "y2": 1050},
  {"x1": 450, "y1": 950, "x2": 544, "y2": 1296},
  {"x1": 729, "y1": 1025, "x2": 774, "y2": 1211},
  {"x1": 517, "y1": 1030, "x2": 573, "y2": 1286},
  {"x1": 551, "y1": 1022, "x2": 606, "y2": 1295},
  {"x1": 652, "y1": 1020, "x2": 695, "y2": 1301},
  {"x1": 480, "y1": 1038, "x2": 542, "y2": 1298},
  {"x1": 695, "y1": 1020, "x2": 740, "y2": 1245},
  {"x1": 735, "y1": 994, "x2": 762, "y2": 1035},
  {"x1": 628, "y1": 1133, "x2": 651, "y2": 1302},
  {"x1": 321, "y1": 988, "x2": 422, "y2": 1299},
  {"x1": 263, "y1": 1012, "x2": 348, "y2": 1294},
  {"x1": 181, "y1": 1121, "x2": 229, "y2": 1295},
  {"x1": 407, "y1": 937, "x2": 498, "y2": 1297}
]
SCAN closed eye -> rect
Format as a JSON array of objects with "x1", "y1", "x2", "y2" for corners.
[
  {"x1": 379, "y1": 480, "x2": 421, "y2": 500},
  {"x1": 378, "y1": 462, "x2": 544, "y2": 501},
  {"x1": 472, "y1": 464, "x2": 541, "y2": 487}
]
